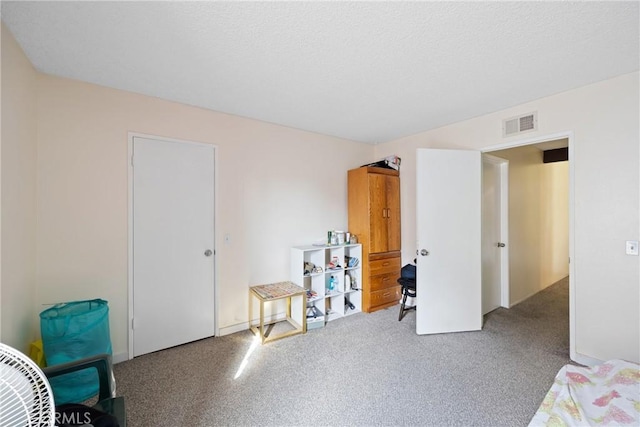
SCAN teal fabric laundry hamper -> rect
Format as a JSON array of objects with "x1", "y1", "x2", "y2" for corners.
[{"x1": 40, "y1": 299, "x2": 112, "y2": 404}]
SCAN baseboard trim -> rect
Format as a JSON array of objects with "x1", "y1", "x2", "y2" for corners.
[
  {"x1": 116, "y1": 313, "x2": 289, "y2": 361},
  {"x1": 509, "y1": 291, "x2": 538, "y2": 307},
  {"x1": 218, "y1": 313, "x2": 287, "y2": 337},
  {"x1": 116, "y1": 317, "x2": 278, "y2": 361},
  {"x1": 218, "y1": 322, "x2": 249, "y2": 337},
  {"x1": 112, "y1": 352, "x2": 129, "y2": 364},
  {"x1": 510, "y1": 278, "x2": 568, "y2": 307},
  {"x1": 571, "y1": 351, "x2": 604, "y2": 367}
]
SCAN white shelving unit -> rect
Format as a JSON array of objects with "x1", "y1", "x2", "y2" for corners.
[{"x1": 290, "y1": 243, "x2": 362, "y2": 329}]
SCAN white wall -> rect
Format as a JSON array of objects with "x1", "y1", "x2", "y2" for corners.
[
  {"x1": 375, "y1": 72, "x2": 640, "y2": 363},
  {"x1": 35, "y1": 73, "x2": 373, "y2": 360},
  {"x1": 490, "y1": 145, "x2": 570, "y2": 305},
  {"x1": 0, "y1": 23, "x2": 39, "y2": 352}
]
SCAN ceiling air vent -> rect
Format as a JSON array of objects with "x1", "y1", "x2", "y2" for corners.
[{"x1": 502, "y1": 112, "x2": 537, "y2": 137}]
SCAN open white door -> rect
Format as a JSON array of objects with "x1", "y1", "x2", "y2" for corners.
[
  {"x1": 416, "y1": 148, "x2": 482, "y2": 335},
  {"x1": 481, "y1": 154, "x2": 509, "y2": 314}
]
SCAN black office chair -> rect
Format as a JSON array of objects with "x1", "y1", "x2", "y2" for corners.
[
  {"x1": 44, "y1": 353, "x2": 126, "y2": 426},
  {"x1": 398, "y1": 260, "x2": 417, "y2": 321}
]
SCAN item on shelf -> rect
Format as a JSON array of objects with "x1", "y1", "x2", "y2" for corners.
[
  {"x1": 349, "y1": 234, "x2": 358, "y2": 244},
  {"x1": 351, "y1": 276, "x2": 358, "y2": 290},
  {"x1": 345, "y1": 273, "x2": 351, "y2": 290},
  {"x1": 306, "y1": 289, "x2": 318, "y2": 299},
  {"x1": 306, "y1": 305, "x2": 323, "y2": 319},
  {"x1": 304, "y1": 261, "x2": 316, "y2": 275},
  {"x1": 326, "y1": 257, "x2": 341, "y2": 270},
  {"x1": 345, "y1": 297, "x2": 356, "y2": 311},
  {"x1": 345, "y1": 256, "x2": 359, "y2": 268},
  {"x1": 360, "y1": 155, "x2": 401, "y2": 171},
  {"x1": 330, "y1": 231, "x2": 338, "y2": 245},
  {"x1": 384, "y1": 155, "x2": 401, "y2": 170},
  {"x1": 335, "y1": 231, "x2": 346, "y2": 245},
  {"x1": 328, "y1": 275, "x2": 337, "y2": 291}
]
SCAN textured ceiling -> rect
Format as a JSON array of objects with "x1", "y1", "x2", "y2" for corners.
[{"x1": 2, "y1": 1, "x2": 638, "y2": 144}]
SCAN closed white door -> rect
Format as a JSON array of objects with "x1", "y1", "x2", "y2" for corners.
[
  {"x1": 416, "y1": 148, "x2": 482, "y2": 335},
  {"x1": 482, "y1": 154, "x2": 507, "y2": 314},
  {"x1": 132, "y1": 136, "x2": 215, "y2": 357}
]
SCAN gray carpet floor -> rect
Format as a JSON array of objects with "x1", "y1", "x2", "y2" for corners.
[{"x1": 114, "y1": 277, "x2": 572, "y2": 426}]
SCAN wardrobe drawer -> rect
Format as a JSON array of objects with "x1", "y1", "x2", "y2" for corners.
[
  {"x1": 370, "y1": 286, "x2": 401, "y2": 308},
  {"x1": 369, "y1": 272, "x2": 401, "y2": 292},
  {"x1": 369, "y1": 257, "x2": 401, "y2": 276}
]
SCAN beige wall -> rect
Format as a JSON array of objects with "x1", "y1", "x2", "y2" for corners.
[
  {"x1": 542, "y1": 161, "x2": 570, "y2": 285},
  {"x1": 0, "y1": 24, "x2": 39, "y2": 352},
  {"x1": 490, "y1": 145, "x2": 570, "y2": 305},
  {"x1": 35, "y1": 73, "x2": 372, "y2": 360},
  {"x1": 375, "y1": 72, "x2": 640, "y2": 363}
]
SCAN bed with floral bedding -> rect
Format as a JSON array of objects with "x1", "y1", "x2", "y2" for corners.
[{"x1": 529, "y1": 359, "x2": 639, "y2": 426}]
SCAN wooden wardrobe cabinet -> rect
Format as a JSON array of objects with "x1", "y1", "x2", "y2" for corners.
[{"x1": 348, "y1": 167, "x2": 401, "y2": 313}]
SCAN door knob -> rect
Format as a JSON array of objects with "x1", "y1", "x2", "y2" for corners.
[
  {"x1": 497, "y1": 242, "x2": 506, "y2": 248},
  {"x1": 420, "y1": 249, "x2": 429, "y2": 256},
  {"x1": 204, "y1": 249, "x2": 213, "y2": 256}
]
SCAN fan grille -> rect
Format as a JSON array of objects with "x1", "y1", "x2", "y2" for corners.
[{"x1": 0, "y1": 343, "x2": 55, "y2": 427}]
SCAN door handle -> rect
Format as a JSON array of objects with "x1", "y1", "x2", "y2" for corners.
[
  {"x1": 420, "y1": 249, "x2": 429, "y2": 256},
  {"x1": 204, "y1": 249, "x2": 213, "y2": 257},
  {"x1": 497, "y1": 242, "x2": 506, "y2": 248},
  {"x1": 382, "y1": 209, "x2": 387, "y2": 218}
]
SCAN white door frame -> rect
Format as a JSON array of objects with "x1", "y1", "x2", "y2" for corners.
[
  {"x1": 481, "y1": 130, "x2": 575, "y2": 362},
  {"x1": 482, "y1": 154, "x2": 510, "y2": 309},
  {"x1": 127, "y1": 132, "x2": 219, "y2": 360}
]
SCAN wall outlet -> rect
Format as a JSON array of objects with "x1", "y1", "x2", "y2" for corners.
[{"x1": 626, "y1": 240, "x2": 639, "y2": 256}]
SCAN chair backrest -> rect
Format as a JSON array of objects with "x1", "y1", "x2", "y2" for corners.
[
  {"x1": 400, "y1": 263, "x2": 416, "y2": 280},
  {"x1": 43, "y1": 353, "x2": 115, "y2": 401}
]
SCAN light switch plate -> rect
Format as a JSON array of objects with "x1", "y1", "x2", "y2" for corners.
[{"x1": 626, "y1": 240, "x2": 639, "y2": 256}]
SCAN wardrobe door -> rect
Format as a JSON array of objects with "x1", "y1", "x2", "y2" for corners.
[
  {"x1": 386, "y1": 175, "x2": 401, "y2": 252},
  {"x1": 368, "y1": 173, "x2": 389, "y2": 253}
]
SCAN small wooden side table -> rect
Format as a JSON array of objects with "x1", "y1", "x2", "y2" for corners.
[{"x1": 249, "y1": 281, "x2": 307, "y2": 344}]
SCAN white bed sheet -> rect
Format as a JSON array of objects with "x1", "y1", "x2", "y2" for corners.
[{"x1": 529, "y1": 359, "x2": 640, "y2": 426}]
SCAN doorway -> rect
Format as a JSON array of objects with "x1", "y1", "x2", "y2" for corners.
[
  {"x1": 128, "y1": 134, "x2": 217, "y2": 358},
  {"x1": 483, "y1": 134, "x2": 572, "y2": 315},
  {"x1": 414, "y1": 133, "x2": 573, "y2": 355}
]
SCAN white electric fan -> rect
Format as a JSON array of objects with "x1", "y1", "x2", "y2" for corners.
[{"x1": 0, "y1": 342, "x2": 55, "y2": 426}]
